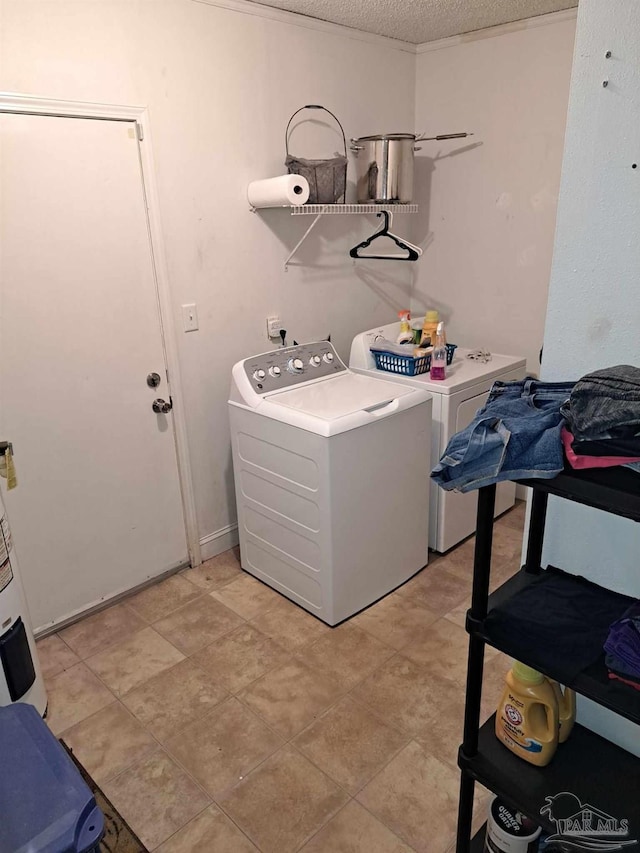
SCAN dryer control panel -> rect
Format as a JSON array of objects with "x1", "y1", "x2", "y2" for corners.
[{"x1": 243, "y1": 342, "x2": 346, "y2": 394}]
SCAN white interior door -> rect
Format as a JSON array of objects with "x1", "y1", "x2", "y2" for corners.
[{"x1": 0, "y1": 112, "x2": 188, "y2": 630}]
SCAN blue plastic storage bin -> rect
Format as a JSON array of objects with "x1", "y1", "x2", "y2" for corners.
[{"x1": 0, "y1": 703, "x2": 104, "y2": 853}]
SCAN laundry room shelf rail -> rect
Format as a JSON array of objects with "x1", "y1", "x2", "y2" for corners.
[{"x1": 250, "y1": 203, "x2": 418, "y2": 269}]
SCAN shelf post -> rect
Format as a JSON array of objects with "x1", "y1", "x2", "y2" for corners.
[
  {"x1": 461, "y1": 484, "x2": 496, "y2": 752},
  {"x1": 469, "y1": 484, "x2": 496, "y2": 623},
  {"x1": 524, "y1": 488, "x2": 547, "y2": 574},
  {"x1": 457, "y1": 483, "x2": 496, "y2": 853},
  {"x1": 455, "y1": 774, "x2": 478, "y2": 853}
]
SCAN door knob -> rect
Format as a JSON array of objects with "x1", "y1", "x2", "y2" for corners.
[{"x1": 152, "y1": 398, "x2": 173, "y2": 414}]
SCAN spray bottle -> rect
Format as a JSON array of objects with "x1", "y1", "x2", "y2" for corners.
[
  {"x1": 430, "y1": 321, "x2": 447, "y2": 380},
  {"x1": 396, "y1": 310, "x2": 413, "y2": 345}
]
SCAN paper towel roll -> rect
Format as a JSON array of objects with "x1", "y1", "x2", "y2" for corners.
[{"x1": 248, "y1": 175, "x2": 310, "y2": 208}]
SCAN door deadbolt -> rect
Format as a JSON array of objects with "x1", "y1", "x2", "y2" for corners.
[
  {"x1": 147, "y1": 372, "x2": 162, "y2": 388},
  {"x1": 152, "y1": 398, "x2": 173, "y2": 414}
]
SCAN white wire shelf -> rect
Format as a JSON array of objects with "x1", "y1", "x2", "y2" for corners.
[
  {"x1": 289, "y1": 203, "x2": 419, "y2": 215},
  {"x1": 251, "y1": 203, "x2": 419, "y2": 267},
  {"x1": 250, "y1": 203, "x2": 418, "y2": 215}
]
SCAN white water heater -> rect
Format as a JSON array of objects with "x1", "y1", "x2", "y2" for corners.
[{"x1": 0, "y1": 449, "x2": 47, "y2": 715}]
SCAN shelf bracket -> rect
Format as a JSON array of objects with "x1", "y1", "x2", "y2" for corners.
[{"x1": 284, "y1": 213, "x2": 323, "y2": 270}]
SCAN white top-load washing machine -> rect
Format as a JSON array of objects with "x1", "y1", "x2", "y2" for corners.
[
  {"x1": 349, "y1": 321, "x2": 527, "y2": 553},
  {"x1": 229, "y1": 341, "x2": 432, "y2": 625}
]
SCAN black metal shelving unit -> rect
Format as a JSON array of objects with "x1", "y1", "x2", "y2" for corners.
[{"x1": 455, "y1": 468, "x2": 640, "y2": 853}]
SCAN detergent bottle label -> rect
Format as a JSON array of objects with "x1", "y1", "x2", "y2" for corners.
[
  {"x1": 498, "y1": 696, "x2": 543, "y2": 754},
  {"x1": 496, "y1": 666, "x2": 559, "y2": 766}
]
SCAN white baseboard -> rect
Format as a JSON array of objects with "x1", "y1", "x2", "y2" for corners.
[
  {"x1": 199, "y1": 523, "x2": 239, "y2": 562},
  {"x1": 34, "y1": 558, "x2": 189, "y2": 638},
  {"x1": 34, "y1": 525, "x2": 240, "y2": 638}
]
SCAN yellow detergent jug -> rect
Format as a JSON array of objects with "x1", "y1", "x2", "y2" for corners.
[
  {"x1": 549, "y1": 680, "x2": 576, "y2": 743},
  {"x1": 420, "y1": 310, "x2": 440, "y2": 347},
  {"x1": 495, "y1": 662, "x2": 559, "y2": 767}
]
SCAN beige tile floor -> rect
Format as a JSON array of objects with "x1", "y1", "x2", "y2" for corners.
[{"x1": 37, "y1": 501, "x2": 526, "y2": 853}]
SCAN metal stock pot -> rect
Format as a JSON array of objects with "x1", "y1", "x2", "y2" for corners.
[{"x1": 350, "y1": 132, "x2": 470, "y2": 203}]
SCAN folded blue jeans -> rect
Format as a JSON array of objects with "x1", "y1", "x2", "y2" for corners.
[{"x1": 431, "y1": 378, "x2": 575, "y2": 493}]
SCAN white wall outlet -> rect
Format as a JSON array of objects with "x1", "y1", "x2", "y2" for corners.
[
  {"x1": 267, "y1": 316, "x2": 282, "y2": 338},
  {"x1": 182, "y1": 303, "x2": 199, "y2": 332}
]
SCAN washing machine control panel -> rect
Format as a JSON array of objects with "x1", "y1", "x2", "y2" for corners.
[{"x1": 243, "y1": 342, "x2": 346, "y2": 393}]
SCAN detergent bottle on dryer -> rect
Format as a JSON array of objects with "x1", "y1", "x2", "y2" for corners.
[
  {"x1": 495, "y1": 661, "x2": 559, "y2": 767},
  {"x1": 420, "y1": 310, "x2": 440, "y2": 347},
  {"x1": 396, "y1": 310, "x2": 413, "y2": 345}
]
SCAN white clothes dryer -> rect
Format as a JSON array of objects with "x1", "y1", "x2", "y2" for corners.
[
  {"x1": 229, "y1": 341, "x2": 432, "y2": 625},
  {"x1": 349, "y1": 320, "x2": 527, "y2": 553}
]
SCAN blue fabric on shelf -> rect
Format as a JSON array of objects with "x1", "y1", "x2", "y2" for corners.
[{"x1": 604, "y1": 599, "x2": 640, "y2": 679}]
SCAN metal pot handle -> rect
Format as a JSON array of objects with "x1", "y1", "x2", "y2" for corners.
[
  {"x1": 285, "y1": 105, "x2": 347, "y2": 158},
  {"x1": 415, "y1": 131, "x2": 472, "y2": 143}
]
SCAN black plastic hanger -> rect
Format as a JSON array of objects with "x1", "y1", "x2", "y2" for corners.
[{"x1": 349, "y1": 211, "x2": 421, "y2": 261}]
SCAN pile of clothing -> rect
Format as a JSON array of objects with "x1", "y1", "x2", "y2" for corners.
[
  {"x1": 431, "y1": 365, "x2": 640, "y2": 493},
  {"x1": 604, "y1": 601, "x2": 640, "y2": 691},
  {"x1": 560, "y1": 365, "x2": 640, "y2": 472},
  {"x1": 431, "y1": 364, "x2": 640, "y2": 696},
  {"x1": 431, "y1": 378, "x2": 575, "y2": 492}
]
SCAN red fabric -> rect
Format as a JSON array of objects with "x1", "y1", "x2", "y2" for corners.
[
  {"x1": 608, "y1": 672, "x2": 640, "y2": 692},
  {"x1": 561, "y1": 427, "x2": 640, "y2": 469}
]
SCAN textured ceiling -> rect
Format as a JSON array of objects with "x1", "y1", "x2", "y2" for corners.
[{"x1": 243, "y1": 0, "x2": 578, "y2": 44}]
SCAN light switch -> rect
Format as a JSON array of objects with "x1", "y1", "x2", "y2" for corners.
[{"x1": 182, "y1": 303, "x2": 199, "y2": 332}]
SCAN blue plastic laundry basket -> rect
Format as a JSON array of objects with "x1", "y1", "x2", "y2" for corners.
[{"x1": 372, "y1": 343, "x2": 457, "y2": 377}]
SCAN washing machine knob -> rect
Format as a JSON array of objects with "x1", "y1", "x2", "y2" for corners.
[
  {"x1": 323, "y1": 352, "x2": 334, "y2": 364},
  {"x1": 288, "y1": 357, "x2": 305, "y2": 374},
  {"x1": 310, "y1": 355, "x2": 322, "y2": 367},
  {"x1": 269, "y1": 365, "x2": 281, "y2": 378},
  {"x1": 253, "y1": 369, "x2": 266, "y2": 381}
]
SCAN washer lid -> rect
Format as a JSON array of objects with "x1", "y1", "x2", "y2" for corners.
[{"x1": 267, "y1": 372, "x2": 415, "y2": 420}]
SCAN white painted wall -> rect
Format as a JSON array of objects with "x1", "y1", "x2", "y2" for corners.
[
  {"x1": 412, "y1": 13, "x2": 576, "y2": 373},
  {"x1": 541, "y1": 0, "x2": 640, "y2": 757},
  {"x1": 1, "y1": 1, "x2": 584, "y2": 601},
  {"x1": 0, "y1": 0, "x2": 417, "y2": 554}
]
